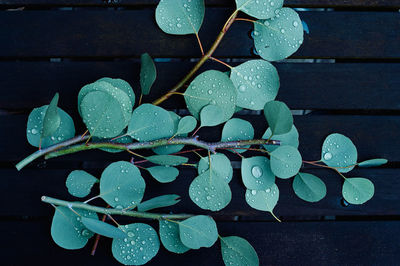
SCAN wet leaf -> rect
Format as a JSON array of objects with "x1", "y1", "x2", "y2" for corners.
[
  {"x1": 41, "y1": 93, "x2": 60, "y2": 138},
  {"x1": 245, "y1": 184, "x2": 279, "y2": 213},
  {"x1": 221, "y1": 118, "x2": 254, "y2": 153},
  {"x1": 177, "y1": 115, "x2": 197, "y2": 135},
  {"x1": 293, "y1": 172, "x2": 326, "y2": 202},
  {"x1": 179, "y1": 215, "x2": 218, "y2": 249},
  {"x1": 263, "y1": 100, "x2": 293, "y2": 135},
  {"x1": 358, "y1": 158, "x2": 388, "y2": 168},
  {"x1": 197, "y1": 153, "x2": 233, "y2": 183},
  {"x1": 81, "y1": 217, "x2": 126, "y2": 239},
  {"x1": 153, "y1": 111, "x2": 185, "y2": 155},
  {"x1": 137, "y1": 194, "x2": 180, "y2": 212},
  {"x1": 200, "y1": 104, "x2": 225, "y2": 127},
  {"x1": 159, "y1": 220, "x2": 190, "y2": 254},
  {"x1": 97, "y1": 77, "x2": 135, "y2": 106},
  {"x1": 236, "y1": 0, "x2": 283, "y2": 19},
  {"x1": 342, "y1": 177, "x2": 374, "y2": 205},
  {"x1": 270, "y1": 145, "x2": 302, "y2": 179},
  {"x1": 146, "y1": 155, "x2": 188, "y2": 166},
  {"x1": 66, "y1": 170, "x2": 98, "y2": 198},
  {"x1": 147, "y1": 166, "x2": 179, "y2": 183},
  {"x1": 262, "y1": 125, "x2": 299, "y2": 152},
  {"x1": 140, "y1": 53, "x2": 157, "y2": 95},
  {"x1": 241, "y1": 156, "x2": 275, "y2": 190},
  {"x1": 321, "y1": 133, "x2": 357, "y2": 173},
  {"x1": 220, "y1": 236, "x2": 259, "y2": 266}
]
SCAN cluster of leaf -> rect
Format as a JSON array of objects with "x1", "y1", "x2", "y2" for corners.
[{"x1": 22, "y1": 0, "x2": 388, "y2": 265}]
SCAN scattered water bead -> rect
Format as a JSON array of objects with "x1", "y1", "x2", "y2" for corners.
[
  {"x1": 264, "y1": 100, "x2": 293, "y2": 135},
  {"x1": 197, "y1": 153, "x2": 233, "y2": 183},
  {"x1": 41, "y1": 93, "x2": 60, "y2": 138},
  {"x1": 140, "y1": 53, "x2": 157, "y2": 95},
  {"x1": 254, "y1": 8, "x2": 304, "y2": 61},
  {"x1": 221, "y1": 118, "x2": 254, "y2": 153},
  {"x1": 81, "y1": 217, "x2": 126, "y2": 239},
  {"x1": 66, "y1": 170, "x2": 98, "y2": 198},
  {"x1": 137, "y1": 194, "x2": 180, "y2": 212},
  {"x1": 230, "y1": 60, "x2": 279, "y2": 110},
  {"x1": 147, "y1": 166, "x2": 179, "y2": 183},
  {"x1": 220, "y1": 236, "x2": 259, "y2": 266},
  {"x1": 321, "y1": 133, "x2": 358, "y2": 173},
  {"x1": 112, "y1": 223, "x2": 160, "y2": 265},
  {"x1": 245, "y1": 184, "x2": 279, "y2": 212},
  {"x1": 342, "y1": 177, "x2": 374, "y2": 205},
  {"x1": 200, "y1": 104, "x2": 225, "y2": 127},
  {"x1": 292, "y1": 172, "x2": 326, "y2": 202},
  {"x1": 179, "y1": 215, "x2": 218, "y2": 249},
  {"x1": 51, "y1": 206, "x2": 98, "y2": 250},
  {"x1": 262, "y1": 125, "x2": 299, "y2": 152},
  {"x1": 100, "y1": 161, "x2": 145, "y2": 209},
  {"x1": 235, "y1": 0, "x2": 283, "y2": 19},
  {"x1": 97, "y1": 77, "x2": 135, "y2": 106},
  {"x1": 159, "y1": 220, "x2": 190, "y2": 254},
  {"x1": 270, "y1": 145, "x2": 302, "y2": 179},
  {"x1": 155, "y1": 0, "x2": 205, "y2": 35},
  {"x1": 241, "y1": 156, "x2": 275, "y2": 190}
]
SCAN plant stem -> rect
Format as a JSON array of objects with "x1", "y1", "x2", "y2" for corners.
[
  {"x1": 152, "y1": 10, "x2": 238, "y2": 106},
  {"x1": 41, "y1": 196, "x2": 192, "y2": 220}
]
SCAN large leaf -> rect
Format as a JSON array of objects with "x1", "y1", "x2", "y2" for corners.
[
  {"x1": 358, "y1": 158, "x2": 388, "y2": 168},
  {"x1": 262, "y1": 125, "x2": 299, "y2": 152},
  {"x1": 236, "y1": 0, "x2": 283, "y2": 19},
  {"x1": 41, "y1": 93, "x2": 60, "y2": 138},
  {"x1": 230, "y1": 60, "x2": 279, "y2": 110},
  {"x1": 245, "y1": 184, "x2": 279, "y2": 213},
  {"x1": 147, "y1": 166, "x2": 180, "y2": 183},
  {"x1": 137, "y1": 194, "x2": 181, "y2": 212},
  {"x1": 155, "y1": 0, "x2": 205, "y2": 35},
  {"x1": 321, "y1": 133, "x2": 357, "y2": 173},
  {"x1": 179, "y1": 215, "x2": 218, "y2": 249},
  {"x1": 65, "y1": 170, "x2": 98, "y2": 198},
  {"x1": 292, "y1": 172, "x2": 326, "y2": 202},
  {"x1": 146, "y1": 155, "x2": 188, "y2": 166},
  {"x1": 200, "y1": 104, "x2": 225, "y2": 127},
  {"x1": 159, "y1": 220, "x2": 190, "y2": 254},
  {"x1": 263, "y1": 100, "x2": 293, "y2": 135},
  {"x1": 81, "y1": 217, "x2": 126, "y2": 239},
  {"x1": 342, "y1": 177, "x2": 374, "y2": 205},
  {"x1": 100, "y1": 161, "x2": 145, "y2": 209},
  {"x1": 112, "y1": 223, "x2": 160, "y2": 265},
  {"x1": 254, "y1": 8, "x2": 304, "y2": 61},
  {"x1": 197, "y1": 153, "x2": 233, "y2": 183},
  {"x1": 220, "y1": 236, "x2": 259, "y2": 266},
  {"x1": 140, "y1": 53, "x2": 157, "y2": 95},
  {"x1": 270, "y1": 145, "x2": 302, "y2": 179},
  {"x1": 221, "y1": 118, "x2": 254, "y2": 153},
  {"x1": 241, "y1": 156, "x2": 275, "y2": 190}
]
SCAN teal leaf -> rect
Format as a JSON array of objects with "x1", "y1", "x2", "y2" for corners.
[
  {"x1": 358, "y1": 158, "x2": 388, "y2": 168},
  {"x1": 270, "y1": 145, "x2": 302, "y2": 179},
  {"x1": 241, "y1": 156, "x2": 275, "y2": 190},
  {"x1": 189, "y1": 169, "x2": 232, "y2": 211},
  {"x1": 221, "y1": 118, "x2": 254, "y2": 153},
  {"x1": 185, "y1": 70, "x2": 237, "y2": 121},
  {"x1": 342, "y1": 177, "x2": 374, "y2": 205},
  {"x1": 100, "y1": 161, "x2": 145, "y2": 209},
  {"x1": 137, "y1": 194, "x2": 181, "y2": 212},
  {"x1": 140, "y1": 53, "x2": 157, "y2": 95},
  {"x1": 263, "y1": 100, "x2": 293, "y2": 135},
  {"x1": 153, "y1": 111, "x2": 185, "y2": 155},
  {"x1": 27, "y1": 105, "x2": 75, "y2": 148},
  {"x1": 220, "y1": 236, "x2": 259, "y2": 266},
  {"x1": 197, "y1": 153, "x2": 233, "y2": 183},
  {"x1": 81, "y1": 217, "x2": 126, "y2": 239},
  {"x1": 254, "y1": 8, "x2": 304, "y2": 61},
  {"x1": 41, "y1": 93, "x2": 60, "y2": 138},
  {"x1": 51, "y1": 206, "x2": 97, "y2": 250},
  {"x1": 66, "y1": 170, "x2": 98, "y2": 198},
  {"x1": 177, "y1": 115, "x2": 197, "y2": 135},
  {"x1": 179, "y1": 215, "x2": 218, "y2": 249},
  {"x1": 236, "y1": 0, "x2": 283, "y2": 19},
  {"x1": 159, "y1": 220, "x2": 190, "y2": 254},
  {"x1": 147, "y1": 166, "x2": 179, "y2": 183},
  {"x1": 146, "y1": 155, "x2": 188, "y2": 166},
  {"x1": 112, "y1": 223, "x2": 160, "y2": 265},
  {"x1": 321, "y1": 133, "x2": 357, "y2": 173},
  {"x1": 128, "y1": 104, "x2": 175, "y2": 142},
  {"x1": 97, "y1": 77, "x2": 135, "y2": 107},
  {"x1": 96, "y1": 133, "x2": 133, "y2": 153},
  {"x1": 262, "y1": 125, "x2": 299, "y2": 152},
  {"x1": 292, "y1": 172, "x2": 326, "y2": 202},
  {"x1": 200, "y1": 104, "x2": 225, "y2": 127},
  {"x1": 245, "y1": 184, "x2": 279, "y2": 213},
  {"x1": 230, "y1": 60, "x2": 279, "y2": 110},
  {"x1": 155, "y1": 0, "x2": 205, "y2": 35}
]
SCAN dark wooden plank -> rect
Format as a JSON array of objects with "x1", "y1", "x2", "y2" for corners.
[
  {"x1": 1, "y1": 220, "x2": 399, "y2": 265},
  {"x1": 1, "y1": 61, "x2": 399, "y2": 111},
  {"x1": 1, "y1": 10, "x2": 399, "y2": 58},
  {"x1": 1, "y1": 167, "x2": 398, "y2": 217}
]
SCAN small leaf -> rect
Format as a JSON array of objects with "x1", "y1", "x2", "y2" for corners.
[
  {"x1": 137, "y1": 194, "x2": 181, "y2": 212},
  {"x1": 81, "y1": 217, "x2": 126, "y2": 239},
  {"x1": 147, "y1": 166, "x2": 179, "y2": 183},
  {"x1": 100, "y1": 161, "x2": 145, "y2": 209},
  {"x1": 221, "y1": 118, "x2": 254, "y2": 153},
  {"x1": 236, "y1": 0, "x2": 283, "y2": 19},
  {"x1": 241, "y1": 156, "x2": 275, "y2": 190},
  {"x1": 321, "y1": 133, "x2": 357, "y2": 173},
  {"x1": 293, "y1": 173, "x2": 326, "y2": 202},
  {"x1": 197, "y1": 153, "x2": 233, "y2": 183},
  {"x1": 245, "y1": 184, "x2": 279, "y2": 213},
  {"x1": 358, "y1": 159, "x2": 388, "y2": 168},
  {"x1": 146, "y1": 155, "x2": 188, "y2": 166},
  {"x1": 153, "y1": 111, "x2": 185, "y2": 155},
  {"x1": 200, "y1": 104, "x2": 225, "y2": 127},
  {"x1": 263, "y1": 100, "x2": 293, "y2": 135},
  {"x1": 176, "y1": 115, "x2": 197, "y2": 135},
  {"x1": 270, "y1": 145, "x2": 302, "y2": 179},
  {"x1": 41, "y1": 93, "x2": 60, "y2": 138},
  {"x1": 112, "y1": 223, "x2": 160, "y2": 265},
  {"x1": 262, "y1": 125, "x2": 299, "y2": 152},
  {"x1": 159, "y1": 220, "x2": 190, "y2": 254},
  {"x1": 66, "y1": 170, "x2": 98, "y2": 198},
  {"x1": 179, "y1": 215, "x2": 218, "y2": 249},
  {"x1": 96, "y1": 77, "x2": 135, "y2": 106},
  {"x1": 342, "y1": 177, "x2": 374, "y2": 205},
  {"x1": 140, "y1": 53, "x2": 157, "y2": 95},
  {"x1": 220, "y1": 236, "x2": 259, "y2": 266}
]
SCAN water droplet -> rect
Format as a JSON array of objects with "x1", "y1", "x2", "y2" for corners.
[
  {"x1": 238, "y1": 84, "x2": 246, "y2": 92},
  {"x1": 207, "y1": 89, "x2": 213, "y2": 95},
  {"x1": 31, "y1": 128, "x2": 38, "y2": 135},
  {"x1": 81, "y1": 229, "x2": 90, "y2": 237},
  {"x1": 324, "y1": 152, "x2": 332, "y2": 160},
  {"x1": 251, "y1": 190, "x2": 257, "y2": 195},
  {"x1": 177, "y1": 23, "x2": 182, "y2": 28},
  {"x1": 114, "y1": 197, "x2": 119, "y2": 202},
  {"x1": 293, "y1": 21, "x2": 299, "y2": 27},
  {"x1": 128, "y1": 232, "x2": 134, "y2": 237},
  {"x1": 251, "y1": 166, "x2": 263, "y2": 178}
]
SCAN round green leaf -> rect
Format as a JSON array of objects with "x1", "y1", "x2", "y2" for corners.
[
  {"x1": 189, "y1": 169, "x2": 232, "y2": 211},
  {"x1": 245, "y1": 184, "x2": 279, "y2": 212},
  {"x1": 66, "y1": 170, "x2": 98, "y2": 198},
  {"x1": 200, "y1": 104, "x2": 225, "y2": 127},
  {"x1": 146, "y1": 155, "x2": 188, "y2": 166},
  {"x1": 81, "y1": 217, "x2": 126, "y2": 239},
  {"x1": 159, "y1": 220, "x2": 190, "y2": 254},
  {"x1": 293, "y1": 172, "x2": 326, "y2": 202},
  {"x1": 177, "y1": 115, "x2": 197, "y2": 135},
  {"x1": 230, "y1": 60, "x2": 279, "y2": 110},
  {"x1": 220, "y1": 236, "x2": 259, "y2": 266},
  {"x1": 128, "y1": 104, "x2": 174, "y2": 142},
  {"x1": 147, "y1": 166, "x2": 179, "y2": 183},
  {"x1": 236, "y1": 0, "x2": 283, "y2": 19},
  {"x1": 153, "y1": 111, "x2": 185, "y2": 155},
  {"x1": 358, "y1": 158, "x2": 388, "y2": 168},
  {"x1": 112, "y1": 223, "x2": 160, "y2": 265},
  {"x1": 342, "y1": 177, "x2": 374, "y2": 205},
  {"x1": 155, "y1": 0, "x2": 205, "y2": 35},
  {"x1": 270, "y1": 145, "x2": 302, "y2": 179},
  {"x1": 51, "y1": 206, "x2": 97, "y2": 250},
  {"x1": 254, "y1": 8, "x2": 304, "y2": 61},
  {"x1": 241, "y1": 156, "x2": 275, "y2": 190},
  {"x1": 221, "y1": 118, "x2": 254, "y2": 153},
  {"x1": 100, "y1": 161, "x2": 145, "y2": 209},
  {"x1": 321, "y1": 133, "x2": 357, "y2": 173},
  {"x1": 140, "y1": 53, "x2": 157, "y2": 95},
  {"x1": 262, "y1": 125, "x2": 299, "y2": 152},
  {"x1": 179, "y1": 215, "x2": 218, "y2": 249},
  {"x1": 97, "y1": 77, "x2": 135, "y2": 106},
  {"x1": 42, "y1": 93, "x2": 60, "y2": 138},
  {"x1": 197, "y1": 153, "x2": 233, "y2": 183},
  {"x1": 137, "y1": 194, "x2": 180, "y2": 212},
  {"x1": 263, "y1": 100, "x2": 293, "y2": 135},
  {"x1": 184, "y1": 70, "x2": 237, "y2": 121},
  {"x1": 27, "y1": 105, "x2": 75, "y2": 148}
]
